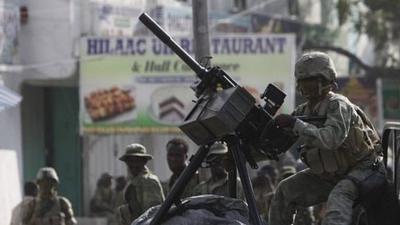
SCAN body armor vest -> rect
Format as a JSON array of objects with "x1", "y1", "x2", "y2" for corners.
[{"x1": 296, "y1": 93, "x2": 379, "y2": 175}]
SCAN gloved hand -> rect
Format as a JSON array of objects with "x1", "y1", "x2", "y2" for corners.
[{"x1": 274, "y1": 114, "x2": 296, "y2": 128}]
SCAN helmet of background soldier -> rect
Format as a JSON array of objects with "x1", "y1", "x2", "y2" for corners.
[
  {"x1": 97, "y1": 173, "x2": 112, "y2": 187},
  {"x1": 36, "y1": 167, "x2": 60, "y2": 183},
  {"x1": 119, "y1": 143, "x2": 153, "y2": 162},
  {"x1": 204, "y1": 141, "x2": 228, "y2": 165},
  {"x1": 294, "y1": 51, "x2": 337, "y2": 82},
  {"x1": 278, "y1": 166, "x2": 296, "y2": 181},
  {"x1": 208, "y1": 142, "x2": 228, "y2": 155}
]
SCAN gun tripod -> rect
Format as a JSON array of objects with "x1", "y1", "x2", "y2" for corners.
[{"x1": 150, "y1": 135, "x2": 263, "y2": 225}]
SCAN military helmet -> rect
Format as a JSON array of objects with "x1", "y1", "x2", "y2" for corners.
[
  {"x1": 119, "y1": 143, "x2": 153, "y2": 162},
  {"x1": 295, "y1": 51, "x2": 337, "y2": 82},
  {"x1": 36, "y1": 167, "x2": 60, "y2": 183},
  {"x1": 208, "y1": 141, "x2": 228, "y2": 155},
  {"x1": 204, "y1": 141, "x2": 229, "y2": 167}
]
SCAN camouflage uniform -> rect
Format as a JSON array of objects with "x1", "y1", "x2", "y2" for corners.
[
  {"x1": 192, "y1": 142, "x2": 244, "y2": 199},
  {"x1": 163, "y1": 172, "x2": 200, "y2": 199},
  {"x1": 23, "y1": 195, "x2": 76, "y2": 225},
  {"x1": 116, "y1": 144, "x2": 164, "y2": 225},
  {"x1": 192, "y1": 176, "x2": 244, "y2": 199},
  {"x1": 269, "y1": 52, "x2": 385, "y2": 225},
  {"x1": 117, "y1": 168, "x2": 164, "y2": 224},
  {"x1": 22, "y1": 167, "x2": 76, "y2": 225},
  {"x1": 10, "y1": 196, "x2": 35, "y2": 225},
  {"x1": 252, "y1": 175, "x2": 274, "y2": 221}
]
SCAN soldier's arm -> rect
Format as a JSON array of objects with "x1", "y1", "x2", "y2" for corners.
[
  {"x1": 141, "y1": 178, "x2": 164, "y2": 211},
  {"x1": 293, "y1": 99, "x2": 352, "y2": 151},
  {"x1": 191, "y1": 182, "x2": 206, "y2": 196},
  {"x1": 21, "y1": 198, "x2": 36, "y2": 225},
  {"x1": 59, "y1": 197, "x2": 77, "y2": 225},
  {"x1": 115, "y1": 204, "x2": 133, "y2": 225}
]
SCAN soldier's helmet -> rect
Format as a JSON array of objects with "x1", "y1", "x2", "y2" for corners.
[
  {"x1": 36, "y1": 167, "x2": 60, "y2": 183},
  {"x1": 119, "y1": 143, "x2": 153, "y2": 162},
  {"x1": 205, "y1": 141, "x2": 228, "y2": 167},
  {"x1": 208, "y1": 141, "x2": 228, "y2": 155},
  {"x1": 295, "y1": 51, "x2": 337, "y2": 82}
]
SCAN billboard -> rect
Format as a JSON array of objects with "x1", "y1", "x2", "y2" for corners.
[{"x1": 80, "y1": 34, "x2": 296, "y2": 134}]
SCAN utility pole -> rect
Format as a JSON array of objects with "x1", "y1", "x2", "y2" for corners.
[{"x1": 192, "y1": 0, "x2": 211, "y2": 67}]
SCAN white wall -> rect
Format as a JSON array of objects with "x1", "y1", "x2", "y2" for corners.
[
  {"x1": 18, "y1": 0, "x2": 78, "y2": 80},
  {"x1": 0, "y1": 149, "x2": 22, "y2": 225}
]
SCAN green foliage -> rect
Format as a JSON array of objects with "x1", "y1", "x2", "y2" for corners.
[
  {"x1": 303, "y1": 24, "x2": 338, "y2": 46},
  {"x1": 337, "y1": 0, "x2": 350, "y2": 25},
  {"x1": 337, "y1": 0, "x2": 400, "y2": 50}
]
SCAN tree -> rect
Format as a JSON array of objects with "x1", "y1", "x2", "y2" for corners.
[{"x1": 303, "y1": 0, "x2": 400, "y2": 78}]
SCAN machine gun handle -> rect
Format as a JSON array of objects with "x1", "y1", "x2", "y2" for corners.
[{"x1": 139, "y1": 13, "x2": 206, "y2": 76}]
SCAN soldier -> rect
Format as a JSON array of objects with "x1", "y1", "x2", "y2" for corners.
[
  {"x1": 276, "y1": 166, "x2": 315, "y2": 225},
  {"x1": 10, "y1": 182, "x2": 38, "y2": 225},
  {"x1": 267, "y1": 51, "x2": 386, "y2": 225},
  {"x1": 112, "y1": 176, "x2": 127, "y2": 209},
  {"x1": 252, "y1": 172, "x2": 274, "y2": 222},
  {"x1": 90, "y1": 173, "x2": 114, "y2": 223},
  {"x1": 116, "y1": 143, "x2": 164, "y2": 225},
  {"x1": 163, "y1": 138, "x2": 199, "y2": 198},
  {"x1": 22, "y1": 167, "x2": 77, "y2": 225},
  {"x1": 192, "y1": 142, "x2": 243, "y2": 199}
]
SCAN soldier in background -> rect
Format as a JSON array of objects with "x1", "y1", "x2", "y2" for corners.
[
  {"x1": 277, "y1": 166, "x2": 314, "y2": 225},
  {"x1": 90, "y1": 173, "x2": 115, "y2": 224},
  {"x1": 112, "y1": 176, "x2": 127, "y2": 209},
  {"x1": 192, "y1": 142, "x2": 243, "y2": 199},
  {"x1": 22, "y1": 167, "x2": 77, "y2": 225},
  {"x1": 258, "y1": 164, "x2": 278, "y2": 187},
  {"x1": 116, "y1": 144, "x2": 164, "y2": 225},
  {"x1": 252, "y1": 172, "x2": 274, "y2": 222},
  {"x1": 162, "y1": 138, "x2": 199, "y2": 198},
  {"x1": 10, "y1": 181, "x2": 38, "y2": 225}
]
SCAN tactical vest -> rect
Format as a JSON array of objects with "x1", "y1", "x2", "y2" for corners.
[
  {"x1": 296, "y1": 93, "x2": 379, "y2": 175},
  {"x1": 27, "y1": 197, "x2": 68, "y2": 225}
]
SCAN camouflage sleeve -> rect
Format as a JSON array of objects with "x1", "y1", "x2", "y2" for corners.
[
  {"x1": 115, "y1": 204, "x2": 132, "y2": 225},
  {"x1": 161, "y1": 181, "x2": 169, "y2": 198},
  {"x1": 139, "y1": 178, "x2": 164, "y2": 213},
  {"x1": 292, "y1": 99, "x2": 353, "y2": 151},
  {"x1": 21, "y1": 198, "x2": 36, "y2": 225},
  {"x1": 59, "y1": 197, "x2": 77, "y2": 225},
  {"x1": 191, "y1": 182, "x2": 207, "y2": 196}
]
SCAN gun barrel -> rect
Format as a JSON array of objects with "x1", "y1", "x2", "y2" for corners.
[{"x1": 139, "y1": 13, "x2": 206, "y2": 77}]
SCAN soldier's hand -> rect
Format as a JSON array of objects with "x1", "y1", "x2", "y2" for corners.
[{"x1": 274, "y1": 114, "x2": 296, "y2": 128}]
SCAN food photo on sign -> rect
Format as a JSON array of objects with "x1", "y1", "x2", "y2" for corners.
[{"x1": 83, "y1": 85, "x2": 137, "y2": 123}]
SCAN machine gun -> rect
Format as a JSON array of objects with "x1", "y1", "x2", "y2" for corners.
[
  {"x1": 139, "y1": 13, "x2": 292, "y2": 163},
  {"x1": 139, "y1": 13, "x2": 294, "y2": 225}
]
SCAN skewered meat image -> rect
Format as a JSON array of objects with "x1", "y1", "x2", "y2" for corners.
[{"x1": 84, "y1": 86, "x2": 135, "y2": 121}]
